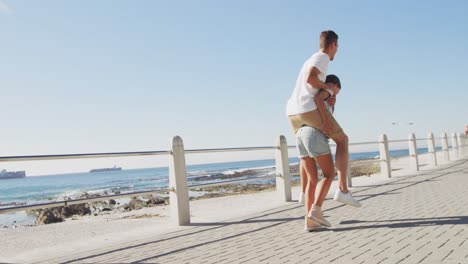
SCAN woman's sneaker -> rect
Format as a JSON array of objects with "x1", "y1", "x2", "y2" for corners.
[
  {"x1": 307, "y1": 205, "x2": 331, "y2": 227},
  {"x1": 333, "y1": 189, "x2": 362, "y2": 208},
  {"x1": 304, "y1": 216, "x2": 325, "y2": 232}
]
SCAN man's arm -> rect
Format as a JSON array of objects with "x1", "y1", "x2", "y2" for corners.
[
  {"x1": 307, "y1": 67, "x2": 339, "y2": 94},
  {"x1": 314, "y1": 89, "x2": 333, "y2": 135}
]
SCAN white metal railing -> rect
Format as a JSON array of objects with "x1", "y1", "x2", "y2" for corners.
[
  {"x1": 0, "y1": 132, "x2": 466, "y2": 225},
  {"x1": 0, "y1": 150, "x2": 171, "y2": 162}
]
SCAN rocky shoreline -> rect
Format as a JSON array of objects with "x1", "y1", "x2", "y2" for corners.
[{"x1": 27, "y1": 193, "x2": 169, "y2": 226}]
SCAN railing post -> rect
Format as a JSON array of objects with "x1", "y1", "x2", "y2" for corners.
[
  {"x1": 347, "y1": 163, "x2": 352, "y2": 187},
  {"x1": 427, "y1": 132, "x2": 438, "y2": 166},
  {"x1": 457, "y1": 133, "x2": 464, "y2": 158},
  {"x1": 379, "y1": 134, "x2": 391, "y2": 178},
  {"x1": 441, "y1": 132, "x2": 450, "y2": 161},
  {"x1": 169, "y1": 136, "x2": 190, "y2": 226},
  {"x1": 465, "y1": 134, "x2": 468, "y2": 156},
  {"x1": 408, "y1": 133, "x2": 419, "y2": 171},
  {"x1": 275, "y1": 135, "x2": 291, "y2": 202},
  {"x1": 451, "y1": 133, "x2": 459, "y2": 160},
  {"x1": 464, "y1": 134, "x2": 468, "y2": 156}
]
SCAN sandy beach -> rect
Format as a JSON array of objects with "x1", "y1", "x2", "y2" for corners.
[{"x1": 0, "y1": 152, "x2": 455, "y2": 263}]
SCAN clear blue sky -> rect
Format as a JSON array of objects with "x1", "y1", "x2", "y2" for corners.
[{"x1": 1, "y1": 1, "x2": 467, "y2": 174}]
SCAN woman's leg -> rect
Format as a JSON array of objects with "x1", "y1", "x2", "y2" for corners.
[
  {"x1": 313, "y1": 154, "x2": 336, "y2": 207},
  {"x1": 300, "y1": 161, "x2": 307, "y2": 193},
  {"x1": 307, "y1": 153, "x2": 335, "y2": 227}
]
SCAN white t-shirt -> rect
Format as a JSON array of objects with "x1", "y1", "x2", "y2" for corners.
[{"x1": 286, "y1": 51, "x2": 333, "y2": 116}]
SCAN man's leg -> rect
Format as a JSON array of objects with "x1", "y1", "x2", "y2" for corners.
[
  {"x1": 291, "y1": 110, "x2": 352, "y2": 194},
  {"x1": 325, "y1": 113, "x2": 361, "y2": 208},
  {"x1": 301, "y1": 157, "x2": 318, "y2": 214},
  {"x1": 289, "y1": 117, "x2": 308, "y2": 204},
  {"x1": 330, "y1": 132, "x2": 349, "y2": 192}
]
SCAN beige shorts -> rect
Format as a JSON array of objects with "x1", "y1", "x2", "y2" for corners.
[{"x1": 288, "y1": 109, "x2": 344, "y2": 138}]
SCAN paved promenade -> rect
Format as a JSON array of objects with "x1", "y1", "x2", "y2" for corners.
[{"x1": 39, "y1": 159, "x2": 468, "y2": 264}]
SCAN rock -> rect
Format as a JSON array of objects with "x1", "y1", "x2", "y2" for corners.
[
  {"x1": 61, "y1": 204, "x2": 91, "y2": 218},
  {"x1": 31, "y1": 203, "x2": 93, "y2": 225},
  {"x1": 146, "y1": 196, "x2": 168, "y2": 206},
  {"x1": 128, "y1": 197, "x2": 145, "y2": 210},
  {"x1": 61, "y1": 206, "x2": 73, "y2": 217},
  {"x1": 109, "y1": 199, "x2": 117, "y2": 205},
  {"x1": 35, "y1": 210, "x2": 64, "y2": 225}
]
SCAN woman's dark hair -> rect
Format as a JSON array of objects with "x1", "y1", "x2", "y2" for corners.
[{"x1": 325, "y1": 74, "x2": 341, "y2": 89}]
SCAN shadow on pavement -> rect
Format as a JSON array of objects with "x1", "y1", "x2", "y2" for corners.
[{"x1": 331, "y1": 216, "x2": 468, "y2": 232}]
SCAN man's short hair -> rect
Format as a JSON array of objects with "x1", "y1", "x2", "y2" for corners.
[
  {"x1": 325, "y1": 74, "x2": 341, "y2": 89},
  {"x1": 320, "y1": 30, "x2": 338, "y2": 50}
]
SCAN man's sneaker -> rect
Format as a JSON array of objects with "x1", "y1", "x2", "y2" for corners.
[
  {"x1": 304, "y1": 216, "x2": 325, "y2": 232},
  {"x1": 307, "y1": 205, "x2": 331, "y2": 227},
  {"x1": 334, "y1": 189, "x2": 362, "y2": 208},
  {"x1": 298, "y1": 192, "x2": 305, "y2": 204}
]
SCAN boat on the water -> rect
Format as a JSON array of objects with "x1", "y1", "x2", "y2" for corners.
[
  {"x1": 89, "y1": 166, "x2": 122, "y2": 173},
  {"x1": 0, "y1": 169, "x2": 26, "y2": 180}
]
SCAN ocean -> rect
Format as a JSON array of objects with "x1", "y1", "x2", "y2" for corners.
[{"x1": 0, "y1": 147, "x2": 437, "y2": 226}]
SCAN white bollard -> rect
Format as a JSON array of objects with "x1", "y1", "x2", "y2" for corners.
[
  {"x1": 441, "y1": 132, "x2": 450, "y2": 161},
  {"x1": 347, "y1": 163, "x2": 352, "y2": 187},
  {"x1": 465, "y1": 134, "x2": 468, "y2": 156},
  {"x1": 427, "y1": 132, "x2": 438, "y2": 166},
  {"x1": 451, "y1": 133, "x2": 459, "y2": 160},
  {"x1": 464, "y1": 134, "x2": 468, "y2": 156},
  {"x1": 169, "y1": 136, "x2": 190, "y2": 226},
  {"x1": 275, "y1": 135, "x2": 291, "y2": 202},
  {"x1": 408, "y1": 133, "x2": 419, "y2": 171},
  {"x1": 462, "y1": 134, "x2": 468, "y2": 156},
  {"x1": 379, "y1": 134, "x2": 391, "y2": 178},
  {"x1": 457, "y1": 133, "x2": 464, "y2": 157}
]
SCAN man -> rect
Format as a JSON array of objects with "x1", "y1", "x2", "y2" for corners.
[{"x1": 287, "y1": 30, "x2": 360, "y2": 207}]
